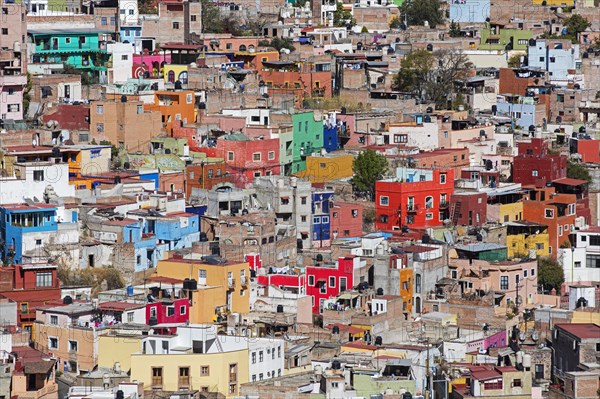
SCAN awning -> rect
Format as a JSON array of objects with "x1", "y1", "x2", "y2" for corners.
[{"x1": 338, "y1": 292, "x2": 359, "y2": 300}]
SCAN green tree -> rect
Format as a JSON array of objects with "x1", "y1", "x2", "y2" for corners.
[
  {"x1": 352, "y1": 150, "x2": 388, "y2": 200},
  {"x1": 507, "y1": 53, "x2": 522, "y2": 68},
  {"x1": 567, "y1": 160, "x2": 591, "y2": 182},
  {"x1": 400, "y1": 0, "x2": 444, "y2": 27},
  {"x1": 537, "y1": 257, "x2": 564, "y2": 293},
  {"x1": 361, "y1": 26, "x2": 369, "y2": 33},
  {"x1": 392, "y1": 49, "x2": 435, "y2": 95},
  {"x1": 267, "y1": 37, "x2": 296, "y2": 53},
  {"x1": 448, "y1": 20, "x2": 461, "y2": 37},
  {"x1": 22, "y1": 72, "x2": 32, "y2": 118},
  {"x1": 389, "y1": 16, "x2": 402, "y2": 30},
  {"x1": 333, "y1": 2, "x2": 356, "y2": 27},
  {"x1": 562, "y1": 14, "x2": 591, "y2": 43}
]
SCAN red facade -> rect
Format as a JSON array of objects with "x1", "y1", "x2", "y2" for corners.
[
  {"x1": 375, "y1": 169, "x2": 455, "y2": 231},
  {"x1": 305, "y1": 257, "x2": 356, "y2": 314},
  {"x1": 450, "y1": 192, "x2": 488, "y2": 227},
  {"x1": 146, "y1": 298, "x2": 190, "y2": 328},
  {"x1": 217, "y1": 137, "x2": 281, "y2": 187},
  {"x1": 330, "y1": 202, "x2": 364, "y2": 238},
  {"x1": 513, "y1": 138, "x2": 567, "y2": 186},
  {"x1": 0, "y1": 264, "x2": 61, "y2": 328}
]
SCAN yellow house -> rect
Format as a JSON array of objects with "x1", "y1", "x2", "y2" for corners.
[
  {"x1": 130, "y1": 349, "x2": 249, "y2": 397},
  {"x1": 163, "y1": 64, "x2": 189, "y2": 84},
  {"x1": 68, "y1": 145, "x2": 112, "y2": 176},
  {"x1": 295, "y1": 154, "x2": 354, "y2": 183},
  {"x1": 506, "y1": 222, "x2": 550, "y2": 259},
  {"x1": 155, "y1": 256, "x2": 250, "y2": 323},
  {"x1": 499, "y1": 202, "x2": 523, "y2": 223},
  {"x1": 98, "y1": 334, "x2": 144, "y2": 373}
]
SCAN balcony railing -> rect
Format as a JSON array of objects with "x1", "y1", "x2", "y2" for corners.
[
  {"x1": 228, "y1": 278, "x2": 235, "y2": 289},
  {"x1": 439, "y1": 201, "x2": 449, "y2": 209},
  {"x1": 406, "y1": 204, "x2": 418, "y2": 212}
]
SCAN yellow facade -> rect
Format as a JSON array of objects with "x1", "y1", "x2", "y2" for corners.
[
  {"x1": 68, "y1": 146, "x2": 112, "y2": 176},
  {"x1": 155, "y1": 258, "x2": 250, "y2": 322},
  {"x1": 32, "y1": 323, "x2": 98, "y2": 372},
  {"x1": 163, "y1": 64, "x2": 189, "y2": 84},
  {"x1": 295, "y1": 154, "x2": 354, "y2": 183},
  {"x1": 130, "y1": 350, "x2": 249, "y2": 397},
  {"x1": 98, "y1": 334, "x2": 143, "y2": 373},
  {"x1": 499, "y1": 202, "x2": 523, "y2": 223},
  {"x1": 507, "y1": 232, "x2": 550, "y2": 259},
  {"x1": 571, "y1": 309, "x2": 600, "y2": 325}
]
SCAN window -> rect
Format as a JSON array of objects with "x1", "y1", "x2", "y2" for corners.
[
  {"x1": 512, "y1": 379, "x2": 522, "y2": 387},
  {"x1": 173, "y1": 22, "x2": 180, "y2": 29},
  {"x1": 322, "y1": 216, "x2": 329, "y2": 224},
  {"x1": 50, "y1": 315, "x2": 58, "y2": 325},
  {"x1": 137, "y1": 104, "x2": 143, "y2": 114},
  {"x1": 150, "y1": 306, "x2": 157, "y2": 318},
  {"x1": 380, "y1": 196, "x2": 389, "y2": 206},
  {"x1": 69, "y1": 340, "x2": 78, "y2": 352},
  {"x1": 35, "y1": 239, "x2": 42, "y2": 245},
  {"x1": 179, "y1": 367, "x2": 190, "y2": 387},
  {"x1": 1, "y1": 28, "x2": 7, "y2": 35},
  {"x1": 380, "y1": 215, "x2": 388, "y2": 223},
  {"x1": 301, "y1": 215, "x2": 307, "y2": 222},
  {"x1": 340, "y1": 277, "x2": 347, "y2": 291},
  {"x1": 352, "y1": 209, "x2": 358, "y2": 218},
  {"x1": 229, "y1": 363, "x2": 238, "y2": 383},
  {"x1": 484, "y1": 380, "x2": 503, "y2": 390},
  {"x1": 559, "y1": 226, "x2": 563, "y2": 236},
  {"x1": 589, "y1": 235, "x2": 600, "y2": 246},
  {"x1": 532, "y1": 170, "x2": 538, "y2": 176},
  {"x1": 49, "y1": 337, "x2": 58, "y2": 349},
  {"x1": 259, "y1": 351, "x2": 264, "y2": 362},
  {"x1": 110, "y1": 16, "x2": 116, "y2": 25},
  {"x1": 33, "y1": 170, "x2": 44, "y2": 181},
  {"x1": 191, "y1": 15, "x2": 197, "y2": 21},
  {"x1": 101, "y1": 17, "x2": 107, "y2": 25},
  {"x1": 180, "y1": 305, "x2": 186, "y2": 315},
  {"x1": 415, "y1": 274, "x2": 421, "y2": 294},
  {"x1": 152, "y1": 367, "x2": 163, "y2": 386},
  {"x1": 201, "y1": 365, "x2": 210, "y2": 376},
  {"x1": 252, "y1": 352, "x2": 256, "y2": 364},
  {"x1": 440, "y1": 173, "x2": 447, "y2": 184},
  {"x1": 227, "y1": 151, "x2": 234, "y2": 161},
  {"x1": 425, "y1": 196, "x2": 434, "y2": 209},
  {"x1": 268, "y1": 151, "x2": 275, "y2": 160},
  {"x1": 500, "y1": 276, "x2": 509, "y2": 290},
  {"x1": 253, "y1": 152, "x2": 261, "y2": 161},
  {"x1": 426, "y1": 213, "x2": 433, "y2": 220},
  {"x1": 127, "y1": 312, "x2": 134, "y2": 322},
  {"x1": 313, "y1": 216, "x2": 321, "y2": 224},
  {"x1": 278, "y1": 346, "x2": 281, "y2": 358},
  {"x1": 329, "y1": 276, "x2": 336, "y2": 288},
  {"x1": 36, "y1": 272, "x2": 53, "y2": 287},
  {"x1": 539, "y1": 57, "x2": 544, "y2": 62},
  {"x1": 129, "y1": 9, "x2": 134, "y2": 15},
  {"x1": 319, "y1": 281, "x2": 326, "y2": 294},
  {"x1": 21, "y1": 303, "x2": 28, "y2": 314},
  {"x1": 301, "y1": 197, "x2": 307, "y2": 205},
  {"x1": 308, "y1": 275, "x2": 315, "y2": 286},
  {"x1": 167, "y1": 306, "x2": 175, "y2": 317},
  {"x1": 544, "y1": 209, "x2": 554, "y2": 218},
  {"x1": 96, "y1": 123, "x2": 104, "y2": 133},
  {"x1": 535, "y1": 364, "x2": 544, "y2": 380}
]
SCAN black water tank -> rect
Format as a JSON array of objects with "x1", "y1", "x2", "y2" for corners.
[
  {"x1": 188, "y1": 279, "x2": 198, "y2": 290},
  {"x1": 199, "y1": 232, "x2": 208, "y2": 242},
  {"x1": 63, "y1": 295, "x2": 73, "y2": 305},
  {"x1": 331, "y1": 360, "x2": 341, "y2": 370},
  {"x1": 114, "y1": 176, "x2": 122, "y2": 184},
  {"x1": 332, "y1": 326, "x2": 340, "y2": 334},
  {"x1": 276, "y1": 304, "x2": 284, "y2": 313},
  {"x1": 491, "y1": 105, "x2": 497, "y2": 114},
  {"x1": 52, "y1": 147, "x2": 60, "y2": 158},
  {"x1": 422, "y1": 234, "x2": 431, "y2": 244},
  {"x1": 116, "y1": 390, "x2": 124, "y2": 399},
  {"x1": 175, "y1": 81, "x2": 183, "y2": 90},
  {"x1": 376, "y1": 288, "x2": 384, "y2": 296},
  {"x1": 426, "y1": 107, "x2": 433, "y2": 113},
  {"x1": 375, "y1": 336, "x2": 383, "y2": 345},
  {"x1": 183, "y1": 278, "x2": 190, "y2": 290},
  {"x1": 403, "y1": 392, "x2": 412, "y2": 399},
  {"x1": 121, "y1": 95, "x2": 127, "y2": 103},
  {"x1": 316, "y1": 254, "x2": 323, "y2": 262}
]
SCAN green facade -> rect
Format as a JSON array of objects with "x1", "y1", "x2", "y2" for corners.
[
  {"x1": 479, "y1": 24, "x2": 532, "y2": 52},
  {"x1": 292, "y1": 111, "x2": 323, "y2": 174}
]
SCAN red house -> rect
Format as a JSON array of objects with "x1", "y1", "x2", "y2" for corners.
[
  {"x1": 0, "y1": 263, "x2": 61, "y2": 330},
  {"x1": 450, "y1": 192, "x2": 487, "y2": 226},
  {"x1": 330, "y1": 202, "x2": 364, "y2": 239},
  {"x1": 305, "y1": 256, "x2": 360, "y2": 314},
  {"x1": 513, "y1": 138, "x2": 567, "y2": 186},
  {"x1": 147, "y1": 298, "x2": 190, "y2": 328},
  {"x1": 216, "y1": 134, "x2": 281, "y2": 187},
  {"x1": 375, "y1": 168, "x2": 455, "y2": 231}
]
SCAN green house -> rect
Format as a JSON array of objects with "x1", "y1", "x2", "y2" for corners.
[
  {"x1": 292, "y1": 111, "x2": 324, "y2": 174},
  {"x1": 479, "y1": 24, "x2": 532, "y2": 52},
  {"x1": 29, "y1": 28, "x2": 113, "y2": 83}
]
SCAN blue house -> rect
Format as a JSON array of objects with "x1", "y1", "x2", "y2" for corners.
[
  {"x1": 0, "y1": 204, "x2": 58, "y2": 264},
  {"x1": 323, "y1": 122, "x2": 339, "y2": 153},
  {"x1": 312, "y1": 190, "x2": 334, "y2": 247},
  {"x1": 120, "y1": 26, "x2": 142, "y2": 44},
  {"x1": 115, "y1": 219, "x2": 159, "y2": 272},
  {"x1": 449, "y1": 0, "x2": 490, "y2": 23},
  {"x1": 495, "y1": 95, "x2": 538, "y2": 129},
  {"x1": 152, "y1": 212, "x2": 201, "y2": 250}
]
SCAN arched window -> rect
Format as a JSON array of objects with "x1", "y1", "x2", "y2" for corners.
[
  {"x1": 239, "y1": 44, "x2": 247, "y2": 52},
  {"x1": 415, "y1": 296, "x2": 421, "y2": 314},
  {"x1": 415, "y1": 274, "x2": 421, "y2": 294},
  {"x1": 425, "y1": 196, "x2": 434, "y2": 209},
  {"x1": 168, "y1": 70, "x2": 175, "y2": 83}
]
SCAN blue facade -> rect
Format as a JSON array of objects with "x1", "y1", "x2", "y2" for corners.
[
  {"x1": 120, "y1": 26, "x2": 142, "y2": 44},
  {"x1": 495, "y1": 100, "x2": 537, "y2": 129},
  {"x1": 120, "y1": 220, "x2": 160, "y2": 271},
  {"x1": 138, "y1": 170, "x2": 160, "y2": 189},
  {"x1": 449, "y1": 0, "x2": 490, "y2": 23},
  {"x1": 528, "y1": 39, "x2": 580, "y2": 80},
  {"x1": 312, "y1": 191, "x2": 334, "y2": 243},
  {"x1": 152, "y1": 214, "x2": 201, "y2": 251},
  {"x1": 0, "y1": 206, "x2": 58, "y2": 264},
  {"x1": 323, "y1": 123, "x2": 339, "y2": 153}
]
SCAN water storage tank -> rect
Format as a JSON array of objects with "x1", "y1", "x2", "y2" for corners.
[
  {"x1": 332, "y1": 325, "x2": 340, "y2": 334},
  {"x1": 188, "y1": 279, "x2": 197, "y2": 290},
  {"x1": 522, "y1": 354, "x2": 532, "y2": 368},
  {"x1": 376, "y1": 288, "x2": 384, "y2": 295},
  {"x1": 63, "y1": 296, "x2": 73, "y2": 305},
  {"x1": 276, "y1": 304, "x2": 284, "y2": 313},
  {"x1": 375, "y1": 336, "x2": 383, "y2": 345},
  {"x1": 127, "y1": 285, "x2": 134, "y2": 296},
  {"x1": 331, "y1": 360, "x2": 341, "y2": 370}
]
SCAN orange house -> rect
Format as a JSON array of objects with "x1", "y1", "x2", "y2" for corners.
[
  {"x1": 233, "y1": 50, "x2": 279, "y2": 72},
  {"x1": 144, "y1": 90, "x2": 196, "y2": 135},
  {"x1": 260, "y1": 60, "x2": 333, "y2": 107},
  {"x1": 523, "y1": 186, "x2": 577, "y2": 257}
]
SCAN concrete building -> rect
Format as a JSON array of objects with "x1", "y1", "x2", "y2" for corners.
[
  {"x1": 552, "y1": 323, "x2": 600, "y2": 374},
  {"x1": 528, "y1": 39, "x2": 581, "y2": 82},
  {"x1": 0, "y1": 1, "x2": 27, "y2": 120},
  {"x1": 140, "y1": 0, "x2": 202, "y2": 45},
  {"x1": 89, "y1": 99, "x2": 163, "y2": 153},
  {"x1": 449, "y1": 0, "x2": 491, "y2": 23},
  {"x1": 557, "y1": 227, "x2": 600, "y2": 287}
]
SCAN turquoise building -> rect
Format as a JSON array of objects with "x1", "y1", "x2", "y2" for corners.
[
  {"x1": 29, "y1": 28, "x2": 113, "y2": 83},
  {"x1": 292, "y1": 111, "x2": 324, "y2": 173}
]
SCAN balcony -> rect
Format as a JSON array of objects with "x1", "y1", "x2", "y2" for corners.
[
  {"x1": 240, "y1": 276, "x2": 248, "y2": 287},
  {"x1": 406, "y1": 204, "x2": 418, "y2": 212},
  {"x1": 228, "y1": 278, "x2": 236, "y2": 289},
  {"x1": 439, "y1": 201, "x2": 449, "y2": 209}
]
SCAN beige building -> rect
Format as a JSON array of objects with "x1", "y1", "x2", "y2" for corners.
[
  {"x1": 141, "y1": 0, "x2": 202, "y2": 44},
  {"x1": 89, "y1": 99, "x2": 163, "y2": 153}
]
